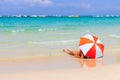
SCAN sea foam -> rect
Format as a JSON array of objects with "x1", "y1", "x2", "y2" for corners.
[
  {"x1": 109, "y1": 34, "x2": 120, "y2": 39},
  {"x1": 28, "y1": 39, "x2": 78, "y2": 45}
]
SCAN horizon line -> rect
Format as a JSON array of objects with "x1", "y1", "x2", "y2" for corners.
[{"x1": 0, "y1": 15, "x2": 120, "y2": 18}]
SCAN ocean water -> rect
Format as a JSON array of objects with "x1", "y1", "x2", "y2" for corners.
[{"x1": 0, "y1": 16, "x2": 120, "y2": 58}]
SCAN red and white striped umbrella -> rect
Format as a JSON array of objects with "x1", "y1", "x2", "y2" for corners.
[{"x1": 79, "y1": 34, "x2": 104, "y2": 58}]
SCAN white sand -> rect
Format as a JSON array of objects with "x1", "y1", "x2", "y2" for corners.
[{"x1": 0, "y1": 64, "x2": 120, "y2": 80}]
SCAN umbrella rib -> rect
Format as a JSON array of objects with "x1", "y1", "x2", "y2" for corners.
[{"x1": 79, "y1": 43, "x2": 94, "y2": 56}]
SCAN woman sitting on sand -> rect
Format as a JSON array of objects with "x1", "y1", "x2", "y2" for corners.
[{"x1": 63, "y1": 49, "x2": 90, "y2": 59}]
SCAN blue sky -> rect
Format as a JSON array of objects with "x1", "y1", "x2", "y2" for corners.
[{"x1": 0, "y1": 0, "x2": 120, "y2": 16}]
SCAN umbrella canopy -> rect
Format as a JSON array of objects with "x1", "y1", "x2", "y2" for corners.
[{"x1": 79, "y1": 34, "x2": 104, "y2": 58}]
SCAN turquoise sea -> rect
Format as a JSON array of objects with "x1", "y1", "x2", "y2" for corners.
[{"x1": 0, "y1": 16, "x2": 120, "y2": 58}]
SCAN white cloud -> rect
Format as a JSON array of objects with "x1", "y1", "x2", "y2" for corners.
[
  {"x1": 53, "y1": 2, "x2": 91, "y2": 9},
  {"x1": 26, "y1": 0, "x2": 52, "y2": 6},
  {"x1": 3, "y1": 0, "x2": 52, "y2": 6}
]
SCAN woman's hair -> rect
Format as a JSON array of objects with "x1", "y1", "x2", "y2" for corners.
[
  {"x1": 80, "y1": 50, "x2": 90, "y2": 59},
  {"x1": 84, "y1": 56, "x2": 90, "y2": 59}
]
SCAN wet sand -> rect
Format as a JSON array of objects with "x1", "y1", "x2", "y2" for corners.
[{"x1": 0, "y1": 47, "x2": 120, "y2": 80}]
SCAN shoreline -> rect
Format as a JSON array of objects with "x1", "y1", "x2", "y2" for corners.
[{"x1": 0, "y1": 46, "x2": 119, "y2": 61}]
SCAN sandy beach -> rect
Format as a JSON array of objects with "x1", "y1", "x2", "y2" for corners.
[
  {"x1": 0, "y1": 64, "x2": 120, "y2": 80},
  {"x1": 0, "y1": 47, "x2": 120, "y2": 80}
]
